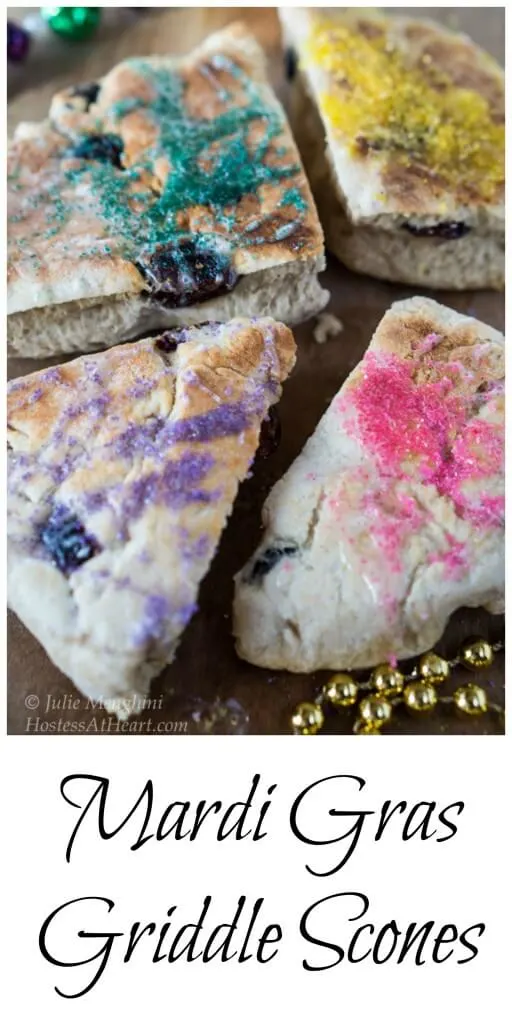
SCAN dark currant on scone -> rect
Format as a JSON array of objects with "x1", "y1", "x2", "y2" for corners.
[
  {"x1": 71, "y1": 133, "x2": 124, "y2": 168},
  {"x1": 136, "y1": 236, "x2": 239, "y2": 307},
  {"x1": 246, "y1": 543, "x2": 298, "y2": 583},
  {"x1": 70, "y1": 81, "x2": 100, "y2": 109},
  {"x1": 40, "y1": 506, "x2": 100, "y2": 573},
  {"x1": 156, "y1": 321, "x2": 224, "y2": 354},
  {"x1": 402, "y1": 221, "x2": 471, "y2": 240},
  {"x1": 155, "y1": 328, "x2": 189, "y2": 353}
]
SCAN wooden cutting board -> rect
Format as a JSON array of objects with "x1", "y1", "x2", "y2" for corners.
[{"x1": 7, "y1": 6, "x2": 505, "y2": 735}]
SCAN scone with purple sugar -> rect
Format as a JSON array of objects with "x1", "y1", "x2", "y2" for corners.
[
  {"x1": 234, "y1": 298, "x2": 504, "y2": 672},
  {"x1": 7, "y1": 22, "x2": 327, "y2": 358},
  {"x1": 279, "y1": 7, "x2": 504, "y2": 289},
  {"x1": 8, "y1": 317, "x2": 295, "y2": 714}
]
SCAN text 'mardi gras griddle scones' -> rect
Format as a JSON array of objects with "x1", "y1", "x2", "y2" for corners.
[
  {"x1": 7, "y1": 23, "x2": 327, "y2": 358},
  {"x1": 279, "y1": 7, "x2": 504, "y2": 289},
  {"x1": 7, "y1": 318, "x2": 295, "y2": 713},
  {"x1": 234, "y1": 299, "x2": 504, "y2": 672}
]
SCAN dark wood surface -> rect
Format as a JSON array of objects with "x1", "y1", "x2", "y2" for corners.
[{"x1": 7, "y1": 7, "x2": 505, "y2": 735}]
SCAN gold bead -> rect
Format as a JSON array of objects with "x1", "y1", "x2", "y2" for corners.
[
  {"x1": 419, "y1": 651, "x2": 450, "y2": 684},
  {"x1": 370, "y1": 663, "x2": 404, "y2": 696},
  {"x1": 354, "y1": 720, "x2": 381, "y2": 735},
  {"x1": 403, "y1": 681, "x2": 438, "y2": 712},
  {"x1": 460, "y1": 638, "x2": 494, "y2": 670},
  {"x1": 291, "y1": 702, "x2": 324, "y2": 735},
  {"x1": 322, "y1": 674, "x2": 359, "y2": 707},
  {"x1": 454, "y1": 684, "x2": 488, "y2": 716},
  {"x1": 359, "y1": 695, "x2": 393, "y2": 728}
]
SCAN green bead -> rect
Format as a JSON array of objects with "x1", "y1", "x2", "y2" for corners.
[{"x1": 42, "y1": 7, "x2": 101, "y2": 41}]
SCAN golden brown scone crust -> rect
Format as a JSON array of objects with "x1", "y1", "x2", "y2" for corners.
[
  {"x1": 8, "y1": 22, "x2": 323, "y2": 316},
  {"x1": 361, "y1": 299, "x2": 504, "y2": 396}
]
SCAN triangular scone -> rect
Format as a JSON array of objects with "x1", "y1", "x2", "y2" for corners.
[
  {"x1": 8, "y1": 23, "x2": 327, "y2": 357},
  {"x1": 279, "y1": 7, "x2": 504, "y2": 289},
  {"x1": 8, "y1": 318, "x2": 295, "y2": 713},
  {"x1": 234, "y1": 298, "x2": 504, "y2": 671}
]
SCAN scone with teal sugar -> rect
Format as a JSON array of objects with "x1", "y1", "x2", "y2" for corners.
[
  {"x1": 8, "y1": 318, "x2": 295, "y2": 715},
  {"x1": 7, "y1": 22, "x2": 327, "y2": 357},
  {"x1": 234, "y1": 298, "x2": 504, "y2": 672},
  {"x1": 279, "y1": 7, "x2": 504, "y2": 289}
]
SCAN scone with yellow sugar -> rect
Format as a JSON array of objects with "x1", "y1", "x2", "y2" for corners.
[{"x1": 279, "y1": 7, "x2": 504, "y2": 289}]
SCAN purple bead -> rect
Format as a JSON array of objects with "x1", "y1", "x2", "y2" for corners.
[{"x1": 7, "y1": 21, "x2": 30, "y2": 62}]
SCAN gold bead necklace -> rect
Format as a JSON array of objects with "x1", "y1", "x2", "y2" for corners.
[{"x1": 290, "y1": 638, "x2": 504, "y2": 735}]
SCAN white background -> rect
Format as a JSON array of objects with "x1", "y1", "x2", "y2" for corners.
[
  {"x1": 2, "y1": 737, "x2": 509, "y2": 1021},
  {"x1": 3, "y1": 2, "x2": 510, "y2": 1021}
]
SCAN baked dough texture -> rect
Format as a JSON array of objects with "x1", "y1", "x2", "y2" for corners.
[
  {"x1": 7, "y1": 23, "x2": 327, "y2": 356},
  {"x1": 279, "y1": 7, "x2": 504, "y2": 289},
  {"x1": 234, "y1": 298, "x2": 504, "y2": 671},
  {"x1": 8, "y1": 318, "x2": 295, "y2": 714}
]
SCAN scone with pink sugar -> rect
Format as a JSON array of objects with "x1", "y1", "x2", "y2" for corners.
[{"x1": 234, "y1": 298, "x2": 504, "y2": 671}]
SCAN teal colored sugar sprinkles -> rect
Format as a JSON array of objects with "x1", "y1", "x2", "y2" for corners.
[
  {"x1": 34, "y1": 55, "x2": 308, "y2": 265},
  {"x1": 280, "y1": 186, "x2": 308, "y2": 212}
]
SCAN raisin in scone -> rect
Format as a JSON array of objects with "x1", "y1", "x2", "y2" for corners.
[
  {"x1": 279, "y1": 7, "x2": 504, "y2": 289},
  {"x1": 8, "y1": 318, "x2": 295, "y2": 714},
  {"x1": 234, "y1": 299, "x2": 504, "y2": 672},
  {"x1": 7, "y1": 23, "x2": 327, "y2": 358}
]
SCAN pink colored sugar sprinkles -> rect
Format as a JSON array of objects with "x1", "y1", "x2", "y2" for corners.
[
  {"x1": 427, "y1": 537, "x2": 469, "y2": 581},
  {"x1": 333, "y1": 347, "x2": 503, "y2": 584}
]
